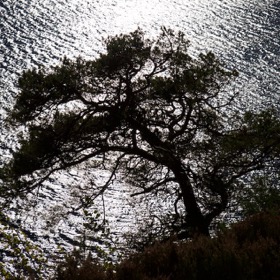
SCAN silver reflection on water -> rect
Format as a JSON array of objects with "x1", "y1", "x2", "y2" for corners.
[
  {"x1": 0, "y1": 0, "x2": 279, "y2": 264},
  {"x1": 1, "y1": 0, "x2": 279, "y2": 107}
]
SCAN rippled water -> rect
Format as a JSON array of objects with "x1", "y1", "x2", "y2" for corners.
[
  {"x1": 0, "y1": 0, "x2": 279, "y2": 267},
  {"x1": 1, "y1": 0, "x2": 279, "y2": 108}
]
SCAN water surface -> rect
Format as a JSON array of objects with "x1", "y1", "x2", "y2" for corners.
[{"x1": 1, "y1": 0, "x2": 279, "y2": 108}]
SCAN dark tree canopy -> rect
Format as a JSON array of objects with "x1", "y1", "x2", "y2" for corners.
[{"x1": 2, "y1": 28, "x2": 280, "y2": 237}]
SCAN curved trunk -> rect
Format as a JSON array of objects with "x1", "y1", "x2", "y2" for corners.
[{"x1": 172, "y1": 165, "x2": 210, "y2": 237}]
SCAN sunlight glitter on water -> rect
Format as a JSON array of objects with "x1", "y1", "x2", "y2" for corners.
[
  {"x1": 0, "y1": 0, "x2": 279, "y2": 108},
  {"x1": 0, "y1": 0, "x2": 279, "y2": 263}
]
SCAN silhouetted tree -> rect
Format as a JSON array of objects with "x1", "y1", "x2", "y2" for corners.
[{"x1": 2, "y1": 28, "x2": 280, "y2": 237}]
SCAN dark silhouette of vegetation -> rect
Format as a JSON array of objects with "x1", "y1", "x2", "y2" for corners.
[
  {"x1": 52, "y1": 250, "x2": 112, "y2": 280},
  {"x1": 239, "y1": 175, "x2": 280, "y2": 217},
  {"x1": 51, "y1": 211, "x2": 280, "y2": 280},
  {"x1": 2, "y1": 27, "x2": 280, "y2": 238}
]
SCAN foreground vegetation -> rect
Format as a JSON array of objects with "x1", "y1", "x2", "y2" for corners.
[{"x1": 52, "y1": 211, "x2": 279, "y2": 280}]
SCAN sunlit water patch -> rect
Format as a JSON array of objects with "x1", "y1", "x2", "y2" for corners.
[
  {"x1": 0, "y1": 0, "x2": 279, "y2": 271},
  {"x1": 1, "y1": 0, "x2": 279, "y2": 105}
]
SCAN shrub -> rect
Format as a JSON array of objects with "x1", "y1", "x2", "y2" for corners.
[
  {"x1": 51, "y1": 212, "x2": 280, "y2": 280},
  {"x1": 115, "y1": 212, "x2": 280, "y2": 280},
  {"x1": 51, "y1": 250, "x2": 112, "y2": 280}
]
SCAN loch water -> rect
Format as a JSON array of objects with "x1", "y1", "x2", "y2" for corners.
[
  {"x1": 0, "y1": 0, "x2": 279, "y2": 108},
  {"x1": 0, "y1": 0, "x2": 279, "y2": 264}
]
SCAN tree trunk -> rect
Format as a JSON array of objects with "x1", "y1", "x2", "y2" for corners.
[{"x1": 172, "y1": 164, "x2": 210, "y2": 237}]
